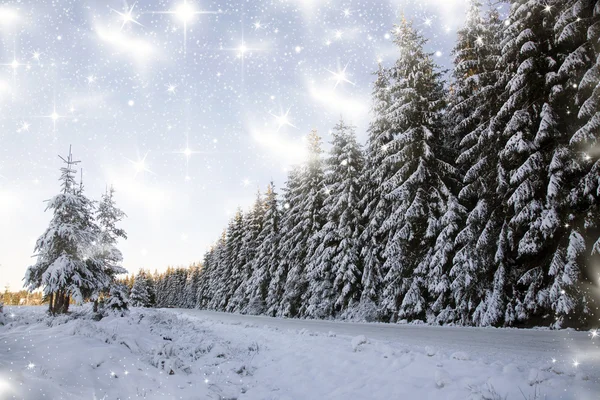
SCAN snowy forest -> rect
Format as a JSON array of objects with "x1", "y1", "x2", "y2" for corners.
[
  {"x1": 5, "y1": 0, "x2": 600, "y2": 398},
  {"x1": 123, "y1": 0, "x2": 600, "y2": 329}
]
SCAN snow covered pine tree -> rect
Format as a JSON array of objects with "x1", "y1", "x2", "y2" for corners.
[
  {"x1": 24, "y1": 148, "x2": 126, "y2": 314},
  {"x1": 306, "y1": 119, "x2": 364, "y2": 318},
  {"x1": 130, "y1": 269, "x2": 154, "y2": 307},
  {"x1": 281, "y1": 130, "x2": 326, "y2": 317},
  {"x1": 92, "y1": 186, "x2": 128, "y2": 311},
  {"x1": 378, "y1": 18, "x2": 456, "y2": 323}
]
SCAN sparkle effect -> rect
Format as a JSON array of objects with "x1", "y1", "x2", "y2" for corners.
[
  {"x1": 152, "y1": 0, "x2": 219, "y2": 54},
  {"x1": 270, "y1": 107, "x2": 298, "y2": 131},
  {"x1": 326, "y1": 62, "x2": 355, "y2": 89},
  {"x1": 127, "y1": 152, "x2": 152, "y2": 178},
  {"x1": 112, "y1": 3, "x2": 143, "y2": 30}
]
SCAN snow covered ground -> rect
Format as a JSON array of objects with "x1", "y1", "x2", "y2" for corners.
[{"x1": 0, "y1": 306, "x2": 598, "y2": 400}]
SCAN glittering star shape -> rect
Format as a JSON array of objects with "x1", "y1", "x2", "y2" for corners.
[
  {"x1": 544, "y1": 4, "x2": 552, "y2": 13},
  {"x1": 326, "y1": 62, "x2": 355, "y2": 89},
  {"x1": 112, "y1": 3, "x2": 143, "y2": 30},
  {"x1": 18, "y1": 121, "x2": 30, "y2": 132},
  {"x1": 27, "y1": 362, "x2": 35, "y2": 370},
  {"x1": 343, "y1": 9, "x2": 351, "y2": 17},
  {"x1": 424, "y1": 18, "x2": 432, "y2": 26},
  {"x1": 174, "y1": 145, "x2": 204, "y2": 161},
  {"x1": 32, "y1": 51, "x2": 40, "y2": 61},
  {"x1": 253, "y1": 21, "x2": 261, "y2": 30},
  {"x1": 34, "y1": 103, "x2": 69, "y2": 132},
  {"x1": 242, "y1": 178, "x2": 251, "y2": 187},
  {"x1": 334, "y1": 30, "x2": 343, "y2": 40},
  {"x1": 126, "y1": 152, "x2": 153, "y2": 178},
  {"x1": 572, "y1": 359, "x2": 579, "y2": 368},
  {"x1": 237, "y1": 43, "x2": 248, "y2": 57},
  {"x1": 87, "y1": 75, "x2": 96, "y2": 84},
  {"x1": 1, "y1": 55, "x2": 26, "y2": 83},
  {"x1": 167, "y1": 84, "x2": 177, "y2": 93},
  {"x1": 270, "y1": 107, "x2": 298, "y2": 131},
  {"x1": 151, "y1": 0, "x2": 218, "y2": 54},
  {"x1": 591, "y1": 329, "x2": 598, "y2": 339},
  {"x1": 475, "y1": 36, "x2": 483, "y2": 46}
]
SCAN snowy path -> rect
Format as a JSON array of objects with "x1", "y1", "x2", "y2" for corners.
[
  {"x1": 169, "y1": 308, "x2": 600, "y2": 399},
  {"x1": 171, "y1": 309, "x2": 598, "y2": 364}
]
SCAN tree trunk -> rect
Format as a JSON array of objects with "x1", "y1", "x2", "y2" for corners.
[
  {"x1": 93, "y1": 299, "x2": 98, "y2": 313},
  {"x1": 55, "y1": 290, "x2": 63, "y2": 314},
  {"x1": 64, "y1": 294, "x2": 70, "y2": 313},
  {"x1": 48, "y1": 292, "x2": 54, "y2": 314}
]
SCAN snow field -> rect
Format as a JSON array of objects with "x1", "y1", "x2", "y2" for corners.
[{"x1": 1, "y1": 306, "x2": 598, "y2": 400}]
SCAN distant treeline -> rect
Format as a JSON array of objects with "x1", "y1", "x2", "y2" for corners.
[{"x1": 2, "y1": 288, "x2": 45, "y2": 306}]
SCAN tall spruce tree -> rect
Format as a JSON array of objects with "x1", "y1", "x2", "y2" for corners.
[
  {"x1": 378, "y1": 18, "x2": 452, "y2": 322},
  {"x1": 197, "y1": 248, "x2": 216, "y2": 308},
  {"x1": 551, "y1": 0, "x2": 600, "y2": 326},
  {"x1": 246, "y1": 183, "x2": 280, "y2": 315},
  {"x1": 229, "y1": 192, "x2": 265, "y2": 312},
  {"x1": 173, "y1": 268, "x2": 189, "y2": 307},
  {"x1": 93, "y1": 186, "x2": 128, "y2": 307},
  {"x1": 358, "y1": 65, "x2": 394, "y2": 320},
  {"x1": 306, "y1": 119, "x2": 365, "y2": 318},
  {"x1": 221, "y1": 210, "x2": 244, "y2": 311},
  {"x1": 183, "y1": 264, "x2": 201, "y2": 308},
  {"x1": 449, "y1": 1, "x2": 506, "y2": 325},
  {"x1": 267, "y1": 168, "x2": 302, "y2": 316},
  {"x1": 199, "y1": 232, "x2": 227, "y2": 309},
  {"x1": 281, "y1": 130, "x2": 325, "y2": 317}
]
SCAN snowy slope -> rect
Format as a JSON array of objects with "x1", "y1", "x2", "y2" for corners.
[{"x1": 0, "y1": 306, "x2": 598, "y2": 400}]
